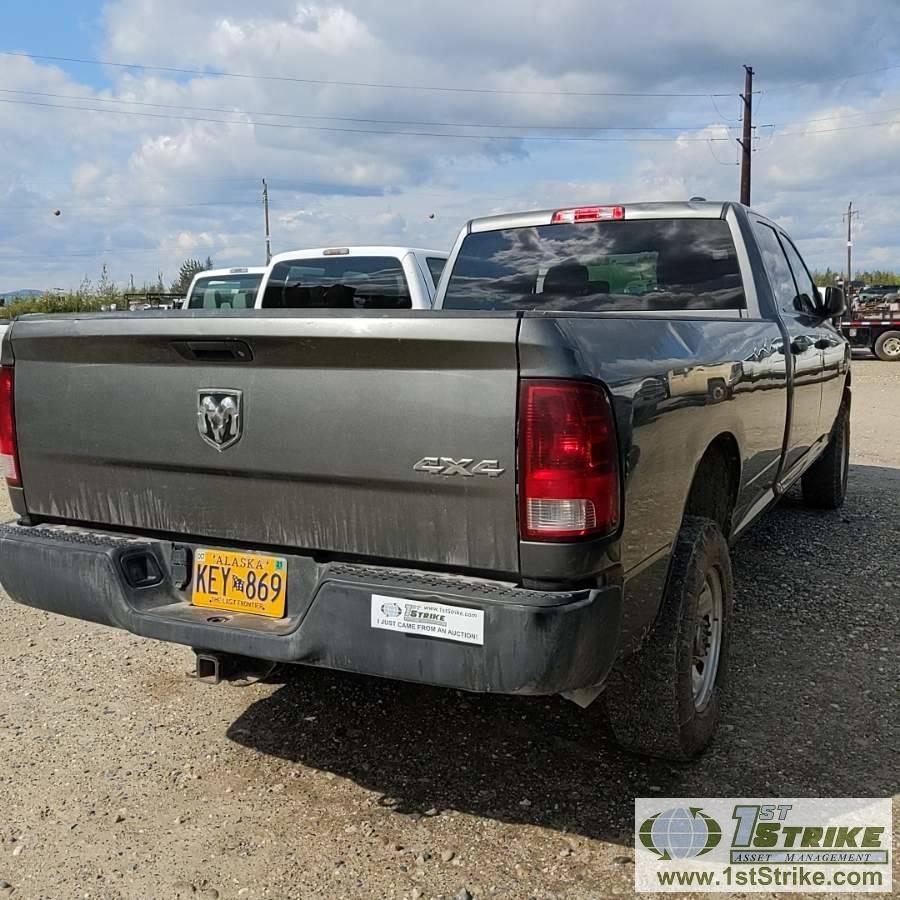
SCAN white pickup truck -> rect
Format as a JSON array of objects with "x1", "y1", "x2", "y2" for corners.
[{"x1": 255, "y1": 246, "x2": 448, "y2": 310}]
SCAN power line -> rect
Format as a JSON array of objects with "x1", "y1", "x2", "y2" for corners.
[
  {"x1": 772, "y1": 116, "x2": 900, "y2": 137},
  {"x1": 0, "y1": 199, "x2": 261, "y2": 211},
  {"x1": 762, "y1": 61, "x2": 900, "y2": 93},
  {"x1": 0, "y1": 87, "x2": 734, "y2": 132},
  {"x1": 0, "y1": 96, "x2": 735, "y2": 142},
  {"x1": 9, "y1": 87, "x2": 900, "y2": 143},
  {"x1": 708, "y1": 93, "x2": 741, "y2": 123},
  {"x1": 756, "y1": 102, "x2": 900, "y2": 129},
  {"x1": 16, "y1": 84, "x2": 900, "y2": 132},
  {"x1": 7, "y1": 84, "x2": 900, "y2": 136},
  {"x1": 0, "y1": 50, "x2": 738, "y2": 98},
  {"x1": 0, "y1": 247, "x2": 187, "y2": 260},
  {"x1": 2, "y1": 173, "x2": 268, "y2": 184}
]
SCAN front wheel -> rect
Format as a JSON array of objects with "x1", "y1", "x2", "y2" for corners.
[
  {"x1": 801, "y1": 402, "x2": 850, "y2": 509},
  {"x1": 873, "y1": 330, "x2": 900, "y2": 362},
  {"x1": 604, "y1": 517, "x2": 733, "y2": 760}
]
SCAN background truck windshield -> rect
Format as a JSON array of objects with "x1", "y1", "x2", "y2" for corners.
[
  {"x1": 186, "y1": 274, "x2": 263, "y2": 310},
  {"x1": 442, "y1": 219, "x2": 745, "y2": 312},
  {"x1": 262, "y1": 256, "x2": 411, "y2": 309}
]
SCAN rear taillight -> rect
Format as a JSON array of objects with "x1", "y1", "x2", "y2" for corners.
[
  {"x1": 551, "y1": 206, "x2": 625, "y2": 224},
  {"x1": 519, "y1": 380, "x2": 619, "y2": 541},
  {"x1": 0, "y1": 366, "x2": 20, "y2": 487}
]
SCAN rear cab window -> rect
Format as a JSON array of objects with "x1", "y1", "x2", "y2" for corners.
[
  {"x1": 426, "y1": 257, "x2": 446, "y2": 285},
  {"x1": 442, "y1": 219, "x2": 745, "y2": 312},
  {"x1": 186, "y1": 274, "x2": 262, "y2": 310},
  {"x1": 262, "y1": 256, "x2": 412, "y2": 309}
]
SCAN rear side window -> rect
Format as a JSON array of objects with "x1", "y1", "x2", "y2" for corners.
[
  {"x1": 186, "y1": 274, "x2": 262, "y2": 310},
  {"x1": 426, "y1": 256, "x2": 446, "y2": 284},
  {"x1": 262, "y1": 256, "x2": 411, "y2": 309},
  {"x1": 442, "y1": 219, "x2": 745, "y2": 312}
]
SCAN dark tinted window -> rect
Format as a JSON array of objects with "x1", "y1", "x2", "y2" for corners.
[
  {"x1": 442, "y1": 219, "x2": 745, "y2": 312},
  {"x1": 755, "y1": 224, "x2": 801, "y2": 315},
  {"x1": 186, "y1": 274, "x2": 262, "y2": 310},
  {"x1": 262, "y1": 256, "x2": 411, "y2": 309},
  {"x1": 780, "y1": 236, "x2": 819, "y2": 316},
  {"x1": 426, "y1": 256, "x2": 446, "y2": 284}
]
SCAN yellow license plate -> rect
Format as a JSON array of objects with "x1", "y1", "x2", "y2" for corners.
[{"x1": 192, "y1": 549, "x2": 287, "y2": 618}]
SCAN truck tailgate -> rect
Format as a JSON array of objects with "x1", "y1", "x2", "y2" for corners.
[{"x1": 10, "y1": 313, "x2": 521, "y2": 573}]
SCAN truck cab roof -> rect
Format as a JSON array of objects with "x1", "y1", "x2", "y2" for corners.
[
  {"x1": 465, "y1": 200, "x2": 732, "y2": 234},
  {"x1": 189, "y1": 266, "x2": 267, "y2": 280},
  {"x1": 267, "y1": 246, "x2": 446, "y2": 263}
]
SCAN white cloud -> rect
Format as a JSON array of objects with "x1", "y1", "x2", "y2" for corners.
[{"x1": 3, "y1": 0, "x2": 900, "y2": 290}]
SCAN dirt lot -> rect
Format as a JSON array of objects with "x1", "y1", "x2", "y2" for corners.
[{"x1": 0, "y1": 359, "x2": 897, "y2": 900}]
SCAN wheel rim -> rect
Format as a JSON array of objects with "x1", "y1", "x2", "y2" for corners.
[
  {"x1": 692, "y1": 567, "x2": 724, "y2": 711},
  {"x1": 881, "y1": 337, "x2": 900, "y2": 358}
]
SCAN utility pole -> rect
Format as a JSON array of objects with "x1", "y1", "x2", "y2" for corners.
[
  {"x1": 738, "y1": 65, "x2": 754, "y2": 206},
  {"x1": 262, "y1": 178, "x2": 272, "y2": 264},
  {"x1": 843, "y1": 202, "x2": 860, "y2": 293}
]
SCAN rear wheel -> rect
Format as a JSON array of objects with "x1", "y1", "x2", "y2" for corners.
[
  {"x1": 801, "y1": 402, "x2": 849, "y2": 509},
  {"x1": 604, "y1": 517, "x2": 733, "y2": 760},
  {"x1": 707, "y1": 379, "x2": 727, "y2": 403},
  {"x1": 873, "y1": 330, "x2": 900, "y2": 361}
]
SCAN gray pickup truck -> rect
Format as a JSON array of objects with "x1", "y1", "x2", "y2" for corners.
[{"x1": 0, "y1": 201, "x2": 850, "y2": 760}]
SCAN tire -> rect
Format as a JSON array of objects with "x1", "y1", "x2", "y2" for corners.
[
  {"x1": 873, "y1": 330, "x2": 900, "y2": 362},
  {"x1": 801, "y1": 402, "x2": 850, "y2": 509},
  {"x1": 707, "y1": 379, "x2": 727, "y2": 403},
  {"x1": 604, "y1": 517, "x2": 733, "y2": 760}
]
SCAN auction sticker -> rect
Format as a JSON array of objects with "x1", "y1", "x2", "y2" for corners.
[{"x1": 370, "y1": 594, "x2": 484, "y2": 645}]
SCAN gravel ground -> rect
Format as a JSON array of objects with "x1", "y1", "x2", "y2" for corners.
[{"x1": 0, "y1": 358, "x2": 897, "y2": 899}]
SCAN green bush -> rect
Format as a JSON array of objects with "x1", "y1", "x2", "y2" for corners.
[
  {"x1": 0, "y1": 293, "x2": 109, "y2": 319},
  {"x1": 0, "y1": 261, "x2": 203, "y2": 319}
]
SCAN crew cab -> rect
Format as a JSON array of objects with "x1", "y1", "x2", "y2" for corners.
[
  {"x1": 0, "y1": 201, "x2": 849, "y2": 760},
  {"x1": 183, "y1": 267, "x2": 267, "y2": 310},
  {"x1": 255, "y1": 246, "x2": 448, "y2": 310}
]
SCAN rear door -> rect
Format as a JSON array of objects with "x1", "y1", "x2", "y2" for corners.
[
  {"x1": 11, "y1": 313, "x2": 521, "y2": 574},
  {"x1": 754, "y1": 222, "x2": 824, "y2": 472}
]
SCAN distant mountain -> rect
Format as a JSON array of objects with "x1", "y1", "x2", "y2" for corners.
[{"x1": 0, "y1": 289, "x2": 43, "y2": 301}]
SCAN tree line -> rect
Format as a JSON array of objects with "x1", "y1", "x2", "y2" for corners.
[
  {"x1": 0, "y1": 258, "x2": 214, "y2": 319},
  {"x1": 810, "y1": 268, "x2": 900, "y2": 287}
]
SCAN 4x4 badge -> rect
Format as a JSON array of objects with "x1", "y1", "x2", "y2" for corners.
[{"x1": 413, "y1": 457, "x2": 505, "y2": 477}]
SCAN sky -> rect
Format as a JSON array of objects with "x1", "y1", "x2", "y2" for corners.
[{"x1": 3, "y1": 0, "x2": 900, "y2": 292}]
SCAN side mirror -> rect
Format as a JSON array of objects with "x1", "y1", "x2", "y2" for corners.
[{"x1": 821, "y1": 286, "x2": 846, "y2": 319}]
